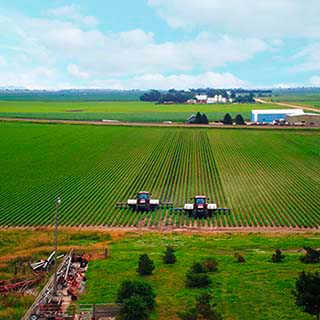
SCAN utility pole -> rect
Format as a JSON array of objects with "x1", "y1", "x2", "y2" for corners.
[{"x1": 53, "y1": 197, "x2": 61, "y2": 296}]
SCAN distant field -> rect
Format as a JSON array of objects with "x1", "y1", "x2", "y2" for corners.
[
  {"x1": 0, "y1": 101, "x2": 281, "y2": 122},
  {"x1": 0, "y1": 122, "x2": 319, "y2": 228},
  {"x1": 268, "y1": 94, "x2": 320, "y2": 110}
]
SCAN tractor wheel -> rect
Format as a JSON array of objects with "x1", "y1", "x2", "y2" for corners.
[
  {"x1": 80, "y1": 260, "x2": 88, "y2": 268},
  {"x1": 56, "y1": 283, "x2": 64, "y2": 291}
]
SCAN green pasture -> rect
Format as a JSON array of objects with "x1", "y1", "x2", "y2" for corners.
[
  {"x1": 0, "y1": 122, "x2": 319, "y2": 228},
  {"x1": 0, "y1": 101, "x2": 280, "y2": 122},
  {"x1": 269, "y1": 94, "x2": 320, "y2": 110},
  {"x1": 80, "y1": 232, "x2": 320, "y2": 320}
]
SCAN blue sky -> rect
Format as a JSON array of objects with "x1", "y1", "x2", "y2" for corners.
[{"x1": 0, "y1": 0, "x2": 320, "y2": 89}]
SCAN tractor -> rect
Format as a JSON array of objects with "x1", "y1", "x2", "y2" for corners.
[
  {"x1": 184, "y1": 196, "x2": 217, "y2": 218},
  {"x1": 116, "y1": 191, "x2": 173, "y2": 212}
]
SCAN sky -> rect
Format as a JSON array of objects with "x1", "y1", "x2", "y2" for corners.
[{"x1": 0, "y1": 0, "x2": 320, "y2": 90}]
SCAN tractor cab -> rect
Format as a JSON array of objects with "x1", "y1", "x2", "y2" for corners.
[
  {"x1": 136, "y1": 191, "x2": 151, "y2": 211},
  {"x1": 194, "y1": 196, "x2": 207, "y2": 215},
  {"x1": 183, "y1": 195, "x2": 217, "y2": 218},
  {"x1": 137, "y1": 191, "x2": 150, "y2": 201}
]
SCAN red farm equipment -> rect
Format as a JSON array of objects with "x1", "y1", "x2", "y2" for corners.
[
  {"x1": 116, "y1": 191, "x2": 173, "y2": 212},
  {"x1": 172, "y1": 195, "x2": 230, "y2": 218}
]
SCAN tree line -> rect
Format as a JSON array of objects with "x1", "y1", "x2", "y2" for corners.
[{"x1": 140, "y1": 89, "x2": 256, "y2": 104}]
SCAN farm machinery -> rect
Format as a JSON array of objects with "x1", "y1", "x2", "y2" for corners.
[
  {"x1": 116, "y1": 191, "x2": 173, "y2": 212},
  {"x1": 172, "y1": 195, "x2": 230, "y2": 218},
  {"x1": 23, "y1": 250, "x2": 89, "y2": 320}
]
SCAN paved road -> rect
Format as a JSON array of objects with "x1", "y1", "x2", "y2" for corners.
[{"x1": 1, "y1": 117, "x2": 319, "y2": 130}]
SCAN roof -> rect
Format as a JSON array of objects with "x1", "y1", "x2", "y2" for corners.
[
  {"x1": 286, "y1": 113, "x2": 320, "y2": 117},
  {"x1": 195, "y1": 94, "x2": 208, "y2": 100},
  {"x1": 251, "y1": 109, "x2": 304, "y2": 115}
]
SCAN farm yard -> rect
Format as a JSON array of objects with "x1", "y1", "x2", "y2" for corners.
[
  {"x1": 0, "y1": 122, "x2": 319, "y2": 229},
  {"x1": 0, "y1": 100, "x2": 282, "y2": 122}
]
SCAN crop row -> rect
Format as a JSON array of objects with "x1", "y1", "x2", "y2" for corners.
[{"x1": 0, "y1": 125, "x2": 319, "y2": 229}]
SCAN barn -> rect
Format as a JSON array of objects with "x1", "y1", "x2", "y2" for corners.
[
  {"x1": 251, "y1": 109, "x2": 304, "y2": 123},
  {"x1": 285, "y1": 113, "x2": 320, "y2": 126}
]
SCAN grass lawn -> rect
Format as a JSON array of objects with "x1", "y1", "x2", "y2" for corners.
[
  {"x1": 0, "y1": 230, "x2": 319, "y2": 320},
  {"x1": 0, "y1": 101, "x2": 281, "y2": 122},
  {"x1": 79, "y1": 232, "x2": 320, "y2": 320}
]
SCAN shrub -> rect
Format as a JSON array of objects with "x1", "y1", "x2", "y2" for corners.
[
  {"x1": 272, "y1": 249, "x2": 285, "y2": 263},
  {"x1": 300, "y1": 247, "x2": 320, "y2": 264},
  {"x1": 185, "y1": 263, "x2": 211, "y2": 288},
  {"x1": 191, "y1": 262, "x2": 207, "y2": 274},
  {"x1": 137, "y1": 254, "x2": 155, "y2": 275},
  {"x1": 203, "y1": 258, "x2": 218, "y2": 272},
  {"x1": 234, "y1": 253, "x2": 245, "y2": 263},
  {"x1": 120, "y1": 294, "x2": 148, "y2": 320},
  {"x1": 186, "y1": 272, "x2": 211, "y2": 288},
  {"x1": 116, "y1": 280, "x2": 156, "y2": 310},
  {"x1": 163, "y1": 246, "x2": 176, "y2": 264},
  {"x1": 178, "y1": 292, "x2": 223, "y2": 320},
  {"x1": 293, "y1": 271, "x2": 320, "y2": 319}
]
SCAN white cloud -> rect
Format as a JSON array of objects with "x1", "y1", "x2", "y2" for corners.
[
  {"x1": 91, "y1": 72, "x2": 247, "y2": 90},
  {"x1": 0, "y1": 67, "x2": 57, "y2": 90},
  {"x1": 47, "y1": 5, "x2": 98, "y2": 28},
  {"x1": 148, "y1": 0, "x2": 320, "y2": 37},
  {"x1": 0, "y1": 11, "x2": 267, "y2": 79},
  {"x1": 291, "y1": 44, "x2": 320, "y2": 72},
  {"x1": 309, "y1": 76, "x2": 320, "y2": 87},
  {"x1": 67, "y1": 64, "x2": 89, "y2": 79}
]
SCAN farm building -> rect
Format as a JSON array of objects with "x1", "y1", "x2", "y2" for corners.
[
  {"x1": 186, "y1": 114, "x2": 196, "y2": 124},
  {"x1": 251, "y1": 109, "x2": 304, "y2": 123},
  {"x1": 195, "y1": 95, "x2": 208, "y2": 104},
  {"x1": 285, "y1": 113, "x2": 320, "y2": 126}
]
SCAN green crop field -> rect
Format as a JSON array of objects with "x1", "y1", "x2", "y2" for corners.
[
  {"x1": 80, "y1": 232, "x2": 320, "y2": 320},
  {"x1": 268, "y1": 94, "x2": 320, "y2": 110},
  {"x1": 0, "y1": 122, "x2": 319, "y2": 229},
  {"x1": 0, "y1": 101, "x2": 281, "y2": 122}
]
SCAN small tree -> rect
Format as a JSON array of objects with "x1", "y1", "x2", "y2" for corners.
[
  {"x1": 234, "y1": 253, "x2": 245, "y2": 263},
  {"x1": 222, "y1": 113, "x2": 233, "y2": 125},
  {"x1": 163, "y1": 246, "x2": 176, "y2": 264},
  {"x1": 117, "y1": 280, "x2": 156, "y2": 310},
  {"x1": 235, "y1": 114, "x2": 245, "y2": 125},
  {"x1": 178, "y1": 292, "x2": 223, "y2": 320},
  {"x1": 293, "y1": 271, "x2": 320, "y2": 319},
  {"x1": 195, "y1": 292, "x2": 223, "y2": 320},
  {"x1": 203, "y1": 258, "x2": 218, "y2": 272},
  {"x1": 137, "y1": 254, "x2": 155, "y2": 275},
  {"x1": 300, "y1": 247, "x2": 320, "y2": 264},
  {"x1": 191, "y1": 262, "x2": 207, "y2": 274},
  {"x1": 186, "y1": 263, "x2": 211, "y2": 288},
  {"x1": 120, "y1": 295, "x2": 148, "y2": 320},
  {"x1": 272, "y1": 249, "x2": 285, "y2": 263},
  {"x1": 201, "y1": 113, "x2": 209, "y2": 124},
  {"x1": 195, "y1": 112, "x2": 203, "y2": 124}
]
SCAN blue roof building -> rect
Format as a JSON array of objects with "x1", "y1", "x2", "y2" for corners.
[{"x1": 251, "y1": 109, "x2": 304, "y2": 123}]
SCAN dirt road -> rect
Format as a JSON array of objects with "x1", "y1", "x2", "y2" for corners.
[{"x1": 256, "y1": 98, "x2": 320, "y2": 113}]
